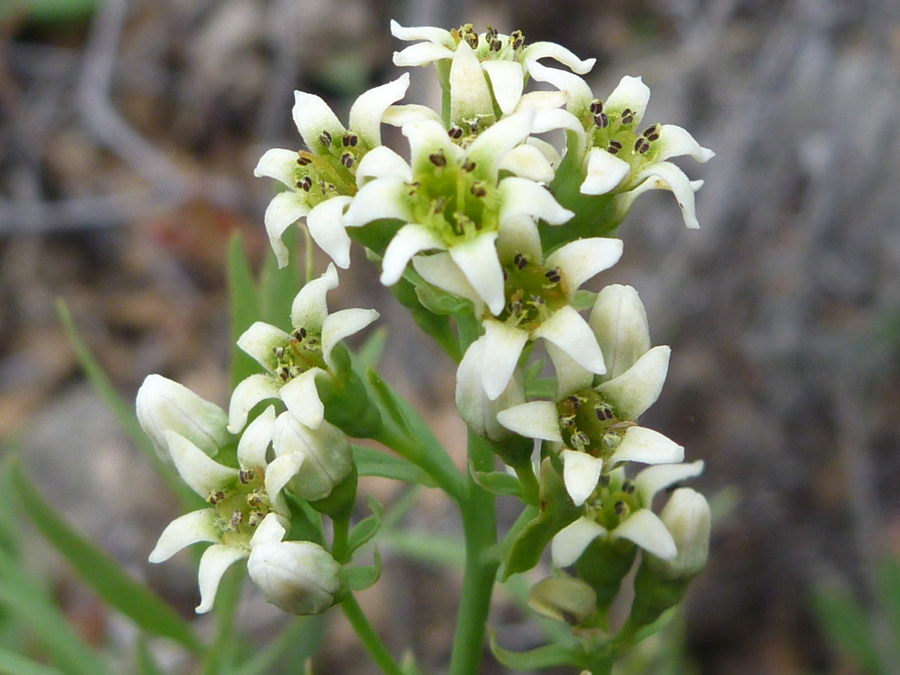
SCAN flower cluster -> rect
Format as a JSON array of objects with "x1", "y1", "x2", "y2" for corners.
[{"x1": 142, "y1": 18, "x2": 713, "y2": 653}]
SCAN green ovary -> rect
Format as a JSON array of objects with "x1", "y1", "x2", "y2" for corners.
[
  {"x1": 556, "y1": 389, "x2": 630, "y2": 462},
  {"x1": 210, "y1": 467, "x2": 272, "y2": 546},
  {"x1": 497, "y1": 255, "x2": 569, "y2": 331}
]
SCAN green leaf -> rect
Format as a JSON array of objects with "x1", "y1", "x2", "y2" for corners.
[
  {"x1": 0, "y1": 552, "x2": 113, "y2": 675},
  {"x1": 0, "y1": 457, "x2": 20, "y2": 558},
  {"x1": 381, "y1": 531, "x2": 465, "y2": 569},
  {"x1": 347, "y1": 496, "x2": 384, "y2": 557},
  {"x1": 811, "y1": 584, "x2": 882, "y2": 674},
  {"x1": 878, "y1": 557, "x2": 900, "y2": 639},
  {"x1": 469, "y1": 467, "x2": 522, "y2": 498},
  {"x1": 389, "y1": 275, "x2": 460, "y2": 361},
  {"x1": 366, "y1": 370, "x2": 413, "y2": 436},
  {"x1": 3, "y1": 0, "x2": 98, "y2": 23},
  {"x1": 227, "y1": 234, "x2": 263, "y2": 388},
  {"x1": 8, "y1": 460, "x2": 202, "y2": 653},
  {"x1": 228, "y1": 616, "x2": 325, "y2": 675},
  {"x1": 0, "y1": 647, "x2": 67, "y2": 675},
  {"x1": 345, "y1": 548, "x2": 382, "y2": 591},
  {"x1": 352, "y1": 446, "x2": 436, "y2": 487},
  {"x1": 525, "y1": 378, "x2": 556, "y2": 399},
  {"x1": 55, "y1": 299, "x2": 202, "y2": 511},
  {"x1": 259, "y1": 228, "x2": 300, "y2": 327},
  {"x1": 135, "y1": 637, "x2": 166, "y2": 675},
  {"x1": 488, "y1": 627, "x2": 576, "y2": 669},
  {"x1": 355, "y1": 328, "x2": 388, "y2": 373}
]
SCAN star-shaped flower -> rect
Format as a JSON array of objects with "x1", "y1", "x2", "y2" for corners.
[
  {"x1": 341, "y1": 111, "x2": 573, "y2": 316},
  {"x1": 228, "y1": 263, "x2": 378, "y2": 434},
  {"x1": 255, "y1": 74, "x2": 410, "y2": 268}
]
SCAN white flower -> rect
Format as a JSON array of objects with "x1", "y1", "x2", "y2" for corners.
[
  {"x1": 228, "y1": 263, "x2": 378, "y2": 434},
  {"x1": 648, "y1": 487, "x2": 711, "y2": 580},
  {"x1": 148, "y1": 407, "x2": 299, "y2": 613},
  {"x1": 455, "y1": 335, "x2": 525, "y2": 441},
  {"x1": 255, "y1": 74, "x2": 410, "y2": 268},
  {"x1": 550, "y1": 461, "x2": 705, "y2": 567},
  {"x1": 390, "y1": 21, "x2": 595, "y2": 118},
  {"x1": 136, "y1": 374, "x2": 231, "y2": 463},
  {"x1": 342, "y1": 111, "x2": 572, "y2": 315},
  {"x1": 247, "y1": 513, "x2": 342, "y2": 615}
]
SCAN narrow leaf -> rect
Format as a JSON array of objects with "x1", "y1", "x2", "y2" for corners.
[
  {"x1": 0, "y1": 648, "x2": 66, "y2": 675},
  {"x1": 354, "y1": 328, "x2": 388, "y2": 374},
  {"x1": 811, "y1": 585, "x2": 882, "y2": 674},
  {"x1": 9, "y1": 460, "x2": 202, "y2": 653},
  {"x1": 227, "y1": 233, "x2": 263, "y2": 388},
  {"x1": 352, "y1": 446, "x2": 436, "y2": 487},
  {"x1": 228, "y1": 617, "x2": 325, "y2": 675},
  {"x1": 488, "y1": 628, "x2": 576, "y2": 669},
  {"x1": 259, "y1": 227, "x2": 300, "y2": 327},
  {"x1": 469, "y1": 467, "x2": 522, "y2": 498},
  {"x1": 347, "y1": 496, "x2": 384, "y2": 556},
  {"x1": 381, "y1": 531, "x2": 465, "y2": 569},
  {"x1": 345, "y1": 548, "x2": 382, "y2": 591}
]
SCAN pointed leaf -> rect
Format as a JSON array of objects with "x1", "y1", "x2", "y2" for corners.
[
  {"x1": 489, "y1": 628, "x2": 577, "y2": 669},
  {"x1": 228, "y1": 233, "x2": 263, "y2": 387},
  {"x1": 352, "y1": 445, "x2": 437, "y2": 487},
  {"x1": 470, "y1": 466, "x2": 523, "y2": 498},
  {"x1": 347, "y1": 496, "x2": 385, "y2": 556},
  {"x1": 344, "y1": 548, "x2": 382, "y2": 591}
]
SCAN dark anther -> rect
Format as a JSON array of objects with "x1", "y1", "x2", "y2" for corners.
[
  {"x1": 614, "y1": 501, "x2": 626, "y2": 515},
  {"x1": 319, "y1": 130, "x2": 332, "y2": 146},
  {"x1": 273, "y1": 346, "x2": 284, "y2": 359},
  {"x1": 292, "y1": 326, "x2": 308, "y2": 341},
  {"x1": 567, "y1": 395, "x2": 582, "y2": 409},
  {"x1": 600, "y1": 475, "x2": 610, "y2": 487},
  {"x1": 278, "y1": 367, "x2": 290, "y2": 382},
  {"x1": 594, "y1": 112, "x2": 609, "y2": 128},
  {"x1": 490, "y1": 38, "x2": 502, "y2": 52},
  {"x1": 296, "y1": 156, "x2": 312, "y2": 167},
  {"x1": 462, "y1": 158, "x2": 477, "y2": 172},
  {"x1": 429, "y1": 151, "x2": 447, "y2": 167},
  {"x1": 343, "y1": 132, "x2": 358, "y2": 147},
  {"x1": 470, "y1": 182, "x2": 487, "y2": 197},
  {"x1": 511, "y1": 30, "x2": 524, "y2": 50},
  {"x1": 607, "y1": 140, "x2": 622, "y2": 155},
  {"x1": 531, "y1": 295, "x2": 545, "y2": 305},
  {"x1": 231, "y1": 511, "x2": 244, "y2": 528},
  {"x1": 590, "y1": 99, "x2": 604, "y2": 114},
  {"x1": 239, "y1": 469, "x2": 255, "y2": 484},
  {"x1": 448, "y1": 125, "x2": 464, "y2": 140},
  {"x1": 247, "y1": 493, "x2": 262, "y2": 508},
  {"x1": 642, "y1": 124, "x2": 660, "y2": 141},
  {"x1": 209, "y1": 490, "x2": 225, "y2": 505},
  {"x1": 465, "y1": 32, "x2": 479, "y2": 49},
  {"x1": 298, "y1": 176, "x2": 312, "y2": 192},
  {"x1": 620, "y1": 109, "x2": 635, "y2": 126},
  {"x1": 622, "y1": 480, "x2": 635, "y2": 494},
  {"x1": 544, "y1": 267, "x2": 561, "y2": 283},
  {"x1": 341, "y1": 153, "x2": 355, "y2": 168},
  {"x1": 634, "y1": 138, "x2": 650, "y2": 154},
  {"x1": 514, "y1": 253, "x2": 528, "y2": 269}
]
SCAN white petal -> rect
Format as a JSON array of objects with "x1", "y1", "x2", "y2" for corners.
[
  {"x1": 496, "y1": 401, "x2": 563, "y2": 442},
  {"x1": 482, "y1": 319, "x2": 529, "y2": 400},
  {"x1": 149, "y1": 509, "x2": 219, "y2": 563},
  {"x1": 412, "y1": 252, "x2": 485, "y2": 314},
  {"x1": 526, "y1": 137, "x2": 562, "y2": 168},
  {"x1": 531, "y1": 107, "x2": 585, "y2": 136},
  {"x1": 609, "y1": 426, "x2": 684, "y2": 466},
  {"x1": 380, "y1": 223, "x2": 446, "y2": 285},
  {"x1": 403, "y1": 120, "x2": 460, "y2": 174},
  {"x1": 292, "y1": 91, "x2": 345, "y2": 154},
  {"x1": 635, "y1": 460, "x2": 705, "y2": 505},
  {"x1": 561, "y1": 449, "x2": 603, "y2": 506},
  {"x1": 290, "y1": 262, "x2": 339, "y2": 332},
  {"x1": 449, "y1": 40, "x2": 494, "y2": 122},
  {"x1": 481, "y1": 60, "x2": 525, "y2": 115},
  {"x1": 393, "y1": 42, "x2": 455, "y2": 66},
  {"x1": 307, "y1": 197, "x2": 352, "y2": 269},
  {"x1": 264, "y1": 191, "x2": 309, "y2": 268},
  {"x1": 546, "y1": 238, "x2": 623, "y2": 296},
  {"x1": 597, "y1": 345, "x2": 669, "y2": 420},
  {"x1": 496, "y1": 214, "x2": 543, "y2": 263},
  {"x1": 228, "y1": 374, "x2": 282, "y2": 433},
  {"x1": 605, "y1": 76, "x2": 651, "y2": 127},
  {"x1": 522, "y1": 42, "x2": 595, "y2": 74},
  {"x1": 322, "y1": 308, "x2": 379, "y2": 367},
  {"x1": 466, "y1": 109, "x2": 535, "y2": 182},
  {"x1": 254, "y1": 148, "x2": 298, "y2": 187},
  {"x1": 341, "y1": 177, "x2": 414, "y2": 228},
  {"x1": 545, "y1": 341, "x2": 595, "y2": 399},
  {"x1": 455, "y1": 336, "x2": 525, "y2": 441},
  {"x1": 612, "y1": 509, "x2": 676, "y2": 559},
  {"x1": 249, "y1": 512, "x2": 288, "y2": 547},
  {"x1": 552, "y1": 517, "x2": 607, "y2": 567},
  {"x1": 656, "y1": 125, "x2": 715, "y2": 163},
  {"x1": 279, "y1": 368, "x2": 325, "y2": 429},
  {"x1": 516, "y1": 90, "x2": 571, "y2": 112},
  {"x1": 355, "y1": 146, "x2": 413, "y2": 185},
  {"x1": 237, "y1": 322, "x2": 290, "y2": 373},
  {"x1": 620, "y1": 162, "x2": 702, "y2": 229},
  {"x1": 237, "y1": 405, "x2": 276, "y2": 469},
  {"x1": 580, "y1": 147, "x2": 631, "y2": 196},
  {"x1": 390, "y1": 20, "x2": 453, "y2": 45},
  {"x1": 272, "y1": 415, "x2": 352, "y2": 502},
  {"x1": 448, "y1": 233, "x2": 505, "y2": 316},
  {"x1": 348, "y1": 73, "x2": 410, "y2": 148},
  {"x1": 589, "y1": 285, "x2": 650, "y2": 380},
  {"x1": 265, "y1": 453, "x2": 306, "y2": 505},
  {"x1": 500, "y1": 144, "x2": 555, "y2": 183},
  {"x1": 526, "y1": 60, "x2": 594, "y2": 113},
  {"x1": 196, "y1": 544, "x2": 249, "y2": 613},
  {"x1": 382, "y1": 104, "x2": 444, "y2": 127},
  {"x1": 533, "y1": 306, "x2": 606, "y2": 376},
  {"x1": 166, "y1": 431, "x2": 238, "y2": 497},
  {"x1": 500, "y1": 177, "x2": 573, "y2": 226}
]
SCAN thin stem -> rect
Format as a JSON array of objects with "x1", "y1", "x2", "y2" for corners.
[
  {"x1": 375, "y1": 424, "x2": 466, "y2": 503},
  {"x1": 302, "y1": 226, "x2": 315, "y2": 283},
  {"x1": 331, "y1": 515, "x2": 350, "y2": 564},
  {"x1": 341, "y1": 593, "x2": 404, "y2": 675},
  {"x1": 488, "y1": 504, "x2": 538, "y2": 566},
  {"x1": 448, "y1": 432, "x2": 499, "y2": 675}
]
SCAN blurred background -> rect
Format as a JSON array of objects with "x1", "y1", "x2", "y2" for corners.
[{"x1": 2, "y1": 0, "x2": 900, "y2": 672}]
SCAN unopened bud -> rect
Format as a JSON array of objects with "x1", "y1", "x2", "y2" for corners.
[
  {"x1": 528, "y1": 576, "x2": 597, "y2": 626},
  {"x1": 649, "y1": 488, "x2": 711, "y2": 580},
  {"x1": 136, "y1": 375, "x2": 231, "y2": 463},
  {"x1": 589, "y1": 285, "x2": 651, "y2": 380},
  {"x1": 272, "y1": 413, "x2": 352, "y2": 502}
]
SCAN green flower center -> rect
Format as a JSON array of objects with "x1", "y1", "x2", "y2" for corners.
[
  {"x1": 556, "y1": 388, "x2": 634, "y2": 461},
  {"x1": 208, "y1": 466, "x2": 272, "y2": 546},
  {"x1": 585, "y1": 473, "x2": 640, "y2": 532},
  {"x1": 496, "y1": 253, "x2": 569, "y2": 331},
  {"x1": 272, "y1": 327, "x2": 327, "y2": 383},
  {"x1": 451, "y1": 23, "x2": 526, "y2": 60},
  {"x1": 584, "y1": 99, "x2": 663, "y2": 183},
  {"x1": 407, "y1": 152, "x2": 501, "y2": 246},
  {"x1": 291, "y1": 136, "x2": 363, "y2": 204}
]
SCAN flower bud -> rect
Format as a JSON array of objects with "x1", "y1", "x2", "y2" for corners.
[
  {"x1": 649, "y1": 487, "x2": 711, "y2": 580},
  {"x1": 136, "y1": 374, "x2": 231, "y2": 463},
  {"x1": 589, "y1": 284, "x2": 650, "y2": 380},
  {"x1": 272, "y1": 413, "x2": 353, "y2": 502},
  {"x1": 528, "y1": 576, "x2": 597, "y2": 627},
  {"x1": 248, "y1": 515, "x2": 342, "y2": 615},
  {"x1": 456, "y1": 337, "x2": 525, "y2": 442}
]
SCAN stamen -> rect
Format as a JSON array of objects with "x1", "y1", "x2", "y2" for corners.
[
  {"x1": 342, "y1": 132, "x2": 358, "y2": 147},
  {"x1": 470, "y1": 182, "x2": 487, "y2": 197},
  {"x1": 319, "y1": 130, "x2": 332, "y2": 147},
  {"x1": 429, "y1": 151, "x2": 447, "y2": 167},
  {"x1": 634, "y1": 138, "x2": 650, "y2": 154},
  {"x1": 448, "y1": 124, "x2": 464, "y2": 140},
  {"x1": 620, "y1": 109, "x2": 635, "y2": 126},
  {"x1": 594, "y1": 112, "x2": 609, "y2": 128},
  {"x1": 544, "y1": 268, "x2": 561, "y2": 283},
  {"x1": 341, "y1": 153, "x2": 355, "y2": 168},
  {"x1": 642, "y1": 124, "x2": 660, "y2": 141},
  {"x1": 514, "y1": 253, "x2": 528, "y2": 269}
]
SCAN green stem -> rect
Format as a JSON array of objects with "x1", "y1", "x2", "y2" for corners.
[
  {"x1": 341, "y1": 593, "x2": 404, "y2": 675},
  {"x1": 375, "y1": 424, "x2": 466, "y2": 504},
  {"x1": 331, "y1": 515, "x2": 350, "y2": 564},
  {"x1": 488, "y1": 504, "x2": 538, "y2": 567},
  {"x1": 514, "y1": 462, "x2": 540, "y2": 506},
  {"x1": 448, "y1": 432, "x2": 499, "y2": 675}
]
